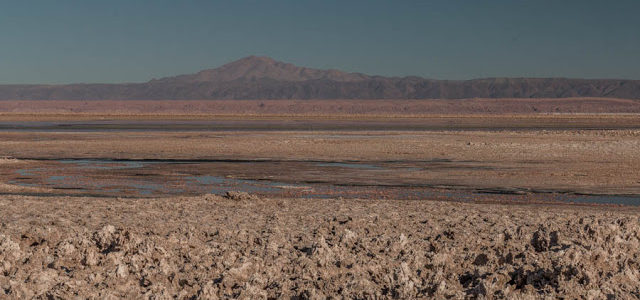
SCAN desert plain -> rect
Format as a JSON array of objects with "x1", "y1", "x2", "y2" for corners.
[{"x1": 1, "y1": 99, "x2": 640, "y2": 298}]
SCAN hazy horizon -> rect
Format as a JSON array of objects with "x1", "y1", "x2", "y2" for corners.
[{"x1": 1, "y1": 0, "x2": 639, "y2": 84}]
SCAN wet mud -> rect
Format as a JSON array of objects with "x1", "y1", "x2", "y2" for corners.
[{"x1": 2, "y1": 158, "x2": 639, "y2": 205}]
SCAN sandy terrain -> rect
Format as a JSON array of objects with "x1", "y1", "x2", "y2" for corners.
[
  {"x1": 2, "y1": 98, "x2": 640, "y2": 117},
  {"x1": 1, "y1": 193, "x2": 640, "y2": 298}
]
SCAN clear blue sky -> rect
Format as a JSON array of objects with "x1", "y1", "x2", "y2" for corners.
[{"x1": 1, "y1": 0, "x2": 639, "y2": 84}]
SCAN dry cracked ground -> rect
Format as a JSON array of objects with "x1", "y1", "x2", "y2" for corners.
[{"x1": 1, "y1": 193, "x2": 640, "y2": 299}]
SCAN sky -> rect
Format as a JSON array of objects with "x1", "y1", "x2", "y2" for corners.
[{"x1": 0, "y1": 0, "x2": 639, "y2": 84}]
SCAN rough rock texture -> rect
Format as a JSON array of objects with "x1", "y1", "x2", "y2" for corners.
[
  {"x1": 223, "y1": 191, "x2": 260, "y2": 201},
  {"x1": 1, "y1": 194, "x2": 640, "y2": 298}
]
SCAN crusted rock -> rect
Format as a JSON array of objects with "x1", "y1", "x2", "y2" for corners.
[{"x1": 224, "y1": 191, "x2": 260, "y2": 201}]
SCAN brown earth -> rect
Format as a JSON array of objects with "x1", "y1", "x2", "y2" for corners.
[
  {"x1": 2, "y1": 194, "x2": 640, "y2": 298},
  {"x1": 2, "y1": 99, "x2": 640, "y2": 117}
]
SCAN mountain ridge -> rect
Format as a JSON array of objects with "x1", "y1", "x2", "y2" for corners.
[
  {"x1": 150, "y1": 56, "x2": 373, "y2": 83},
  {"x1": 1, "y1": 56, "x2": 639, "y2": 100}
]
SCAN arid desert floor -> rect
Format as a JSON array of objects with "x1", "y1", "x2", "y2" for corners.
[{"x1": 1, "y1": 109, "x2": 640, "y2": 298}]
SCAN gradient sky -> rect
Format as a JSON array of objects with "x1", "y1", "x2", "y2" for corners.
[{"x1": 1, "y1": 0, "x2": 639, "y2": 84}]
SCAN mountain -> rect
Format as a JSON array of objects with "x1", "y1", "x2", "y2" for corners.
[
  {"x1": 1, "y1": 56, "x2": 639, "y2": 100},
  {"x1": 152, "y1": 56, "x2": 372, "y2": 83}
]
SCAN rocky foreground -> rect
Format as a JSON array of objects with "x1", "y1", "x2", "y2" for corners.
[{"x1": 1, "y1": 193, "x2": 640, "y2": 299}]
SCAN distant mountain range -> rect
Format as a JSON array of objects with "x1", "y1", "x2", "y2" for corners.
[{"x1": 1, "y1": 56, "x2": 639, "y2": 100}]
